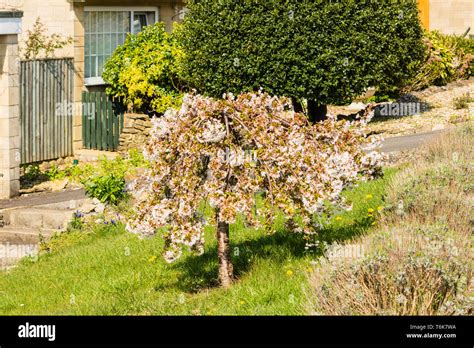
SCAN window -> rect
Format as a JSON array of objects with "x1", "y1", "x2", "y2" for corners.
[{"x1": 84, "y1": 7, "x2": 159, "y2": 85}]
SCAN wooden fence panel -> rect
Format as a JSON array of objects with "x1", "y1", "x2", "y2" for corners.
[{"x1": 20, "y1": 59, "x2": 74, "y2": 164}]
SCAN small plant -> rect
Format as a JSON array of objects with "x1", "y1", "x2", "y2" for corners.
[
  {"x1": 21, "y1": 164, "x2": 44, "y2": 182},
  {"x1": 68, "y1": 211, "x2": 85, "y2": 230},
  {"x1": 22, "y1": 18, "x2": 73, "y2": 60},
  {"x1": 452, "y1": 93, "x2": 473, "y2": 109},
  {"x1": 45, "y1": 164, "x2": 67, "y2": 181},
  {"x1": 84, "y1": 174, "x2": 126, "y2": 205}
]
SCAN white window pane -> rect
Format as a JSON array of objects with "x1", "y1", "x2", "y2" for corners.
[
  {"x1": 98, "y1": 56, "x2": 105, "y2": 76},
  {"x1": 111, "y1": 12, "x2": 118, "y2": 33},
  {"x1": 85, "y1": 56, "x2": 91, "y2": 78},
  {"x1": 97, "y1": 12, "x2": 104, "y2": 33},
  {"x1": 85, "y1": 10, "x2": 134, "y2": 78},
  {"x1": 90, "y1": 34, "x2": 97, "y2": 55},
  {"x1": 103, "y1": 12, "x2": 110, "y2": 34},
  {"x1": 85, "y1": 34, "x2": 90, "y2": 56},
  {"x1": 90, "y1": 12, "x2": 97, "y2": 32},
  {"x1": 105, "y1": 34, "x2": 112, "y2": 55},
  {"x1": 90, "y1": 55, "x2": 97, "y2": 78},
  {"x1": 84, "y1": 12, "x2": 90, "y2": 33},
  {"x1": 97, "y1": 34, "x2": 104, "y2": 55}
]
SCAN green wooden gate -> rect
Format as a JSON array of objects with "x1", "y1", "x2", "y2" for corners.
[{"x1": 82, "y1": 92, "x2": 124, "y2": 151}]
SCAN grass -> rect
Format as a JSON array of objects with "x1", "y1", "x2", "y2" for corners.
[{"x1": 0, "y1": 170, "x2": 396, "y2": 315}]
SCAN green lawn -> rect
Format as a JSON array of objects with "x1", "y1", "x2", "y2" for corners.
[{"x1": 0, "y1": 169, "x2": 397, "y2": 315}]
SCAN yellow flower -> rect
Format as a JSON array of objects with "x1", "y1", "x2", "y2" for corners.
[
  {"x1": 286, "y1": 270, "x2": 294, "y2": 277},
  {"x1": 239, "y1": 300, "x2": 245, "y2": 305},
  {"x1": 366, "y1": 194, "x2": 373, "y2": 200},
  {"x1": 335, "y1": 216, "x2": 343, "y2": 221},
  {"x1": 367, "y1": 208, "x2": 375, "y2": 213},
  {"x1": 371, "y1": 221, "x2": 377, "y2": 226},
  {"x1": 377, "y1": 206, "x2": 383, "y2": 211},
  {"x1": 148, "y1": 255, "x2": 157, "y2": 263}
]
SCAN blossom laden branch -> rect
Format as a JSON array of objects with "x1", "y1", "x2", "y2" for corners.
[{"x1": 127, "y1": 92, "x2": 384, "y2": 263}]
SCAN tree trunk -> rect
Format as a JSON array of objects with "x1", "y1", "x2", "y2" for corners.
[
  {"x1": 216, "y1": 217, "x2": 234, "y2": 287},
  {"x1": 292, "y1": 97, "x2": 304, "y2": 114},
  {"x1": 307, "y1": 100, "x2": 327, "y2": 123}
]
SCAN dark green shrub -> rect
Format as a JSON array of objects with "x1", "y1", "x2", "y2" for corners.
[
  {"x1": 181, "y1": 0, "x2": 425, "y2": 120},
  {"x1": 102, "y1": 23, "x2": 185, "y2": 115}
]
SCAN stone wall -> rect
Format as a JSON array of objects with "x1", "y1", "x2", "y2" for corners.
[
  {"x1": 118, "y1": 113, "x2": 152, "y2": 152},
  {"x1": 0, "y1": 34, "x2": 21, "y2": 199}
]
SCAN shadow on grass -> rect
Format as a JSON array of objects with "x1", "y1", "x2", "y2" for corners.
[
  {"x1": 173, "y1": 230, "x2": 306, "y2": 292},
  {"x1": 175, "y1": 217, "x2": 374, "y2": 292},
  {"x1": 318, "y1": 217, "x2": 375, "y2": 245}
]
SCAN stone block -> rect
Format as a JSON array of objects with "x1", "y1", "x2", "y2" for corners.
[{"x1": 122, "y1": 128, "x2": 139, "y2": 135}]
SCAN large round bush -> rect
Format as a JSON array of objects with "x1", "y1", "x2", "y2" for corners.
[
  {"x1": 102, "y1": 23, "x2": 185, "y2": 115},
  {"x1": 181, "y1": 0, "x2": 425, "y2": 121}
]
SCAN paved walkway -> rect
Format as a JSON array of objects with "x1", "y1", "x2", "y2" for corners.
[
  {"x1": 0, "y1": 189, "x2": 86, "y2": 210},
  {"x1": 378, "y1": 129, "x2": 446, "y2": 153}
]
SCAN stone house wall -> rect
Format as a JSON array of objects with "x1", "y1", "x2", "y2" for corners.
[{"x1": 428, "y1": 0, "x2": 474, "y2": 35}]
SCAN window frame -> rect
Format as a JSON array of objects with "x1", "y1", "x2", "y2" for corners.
[{"x1": 84, "y1": 6, "x2": 160, "y2": 86}]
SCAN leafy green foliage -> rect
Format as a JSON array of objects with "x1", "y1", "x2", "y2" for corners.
[
  {"x1": 45, "y1": 164, "x2": 67, "y2": 181},
  {"x1": 21, "y1": 164, "x2": 45, "y2": 183},
  {"x1": 181, "y1": 0, "x2": 424, "y2": 106},
  {"x1": 80, "y1": 151, "x2": 149, "y2": 205},
  {"x1": 84, "y1": 174, "x2": 126, "y2": 205},
  {"x1": 102, "y1": 23, "x2": 185, "y2": 115}
]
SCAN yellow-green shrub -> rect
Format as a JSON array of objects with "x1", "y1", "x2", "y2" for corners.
[
  {"x1": 102, "y1": 23, "x2": 185, "y2": 115},
  {"x1": 406, "y1": 31, "x2": 474, "y2": 91}
]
